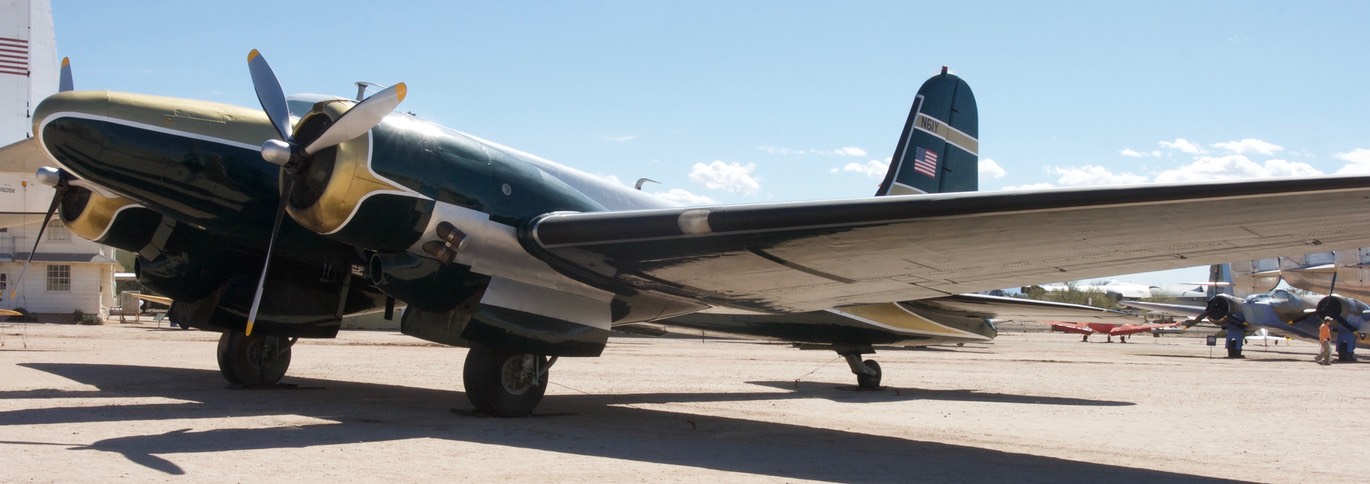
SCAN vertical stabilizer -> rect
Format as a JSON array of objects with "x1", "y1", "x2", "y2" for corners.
[
  {"x1": 1207, "y1": 263, "x2": 1234, "y2": 298},
  {"x1": 0, "y1": 0, "x2": 58, "y2": 142},
  {"x1": 877, "y1": 67, "x2": 979, "y2": 196}
]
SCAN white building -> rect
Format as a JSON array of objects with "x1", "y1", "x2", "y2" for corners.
[
  {"x1": 0, "y1": 218, "x2": 118, "y2": 316},
  {"x1": 0, "y1": 0, "x2": 120, "y2": 318}
]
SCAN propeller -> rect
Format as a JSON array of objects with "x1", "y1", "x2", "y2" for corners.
[
  {"x1": 1186, "y1": 295, "x2": 1226, "y2": 327},
  {"x1": 10, "y1": 167, "x2": 70, "y2": 302},
  {"x1": 241, "y1": 49, "x2": 406, "y2": 336}
]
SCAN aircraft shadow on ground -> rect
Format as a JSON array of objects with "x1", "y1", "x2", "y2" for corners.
[
  {"x1": 744, "y1": 381, "x2": 1133, "y2": 407},
  {"x1": 1136, "y1": 353, "x2": 1354, "y2": 363},
  {"x1": 0, "y1": 363, "x2": 1228, "y2": 482}
]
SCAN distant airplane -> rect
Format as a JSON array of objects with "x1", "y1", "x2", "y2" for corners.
[
  {"x1": 1048, "y1": 319, "x2": 1184, "y2": 343},
  {"x1": 1036, "y1": 280, "x2": 1154, "y2": 301},
  {"x1": 14, "y1": 46, "x2": 1370, "y2": 418},
  {"x1": 1243, "y1": 327, "x2": 1288, "y2": 346},
  {"x1": 1234, "y1": 251, "x2": 1370, "y2": 301},
  {"x1": 1123, "y1": 289, "x2": 1369, "y2": 360}
]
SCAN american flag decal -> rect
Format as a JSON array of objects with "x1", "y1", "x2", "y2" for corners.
[
  {"x1": 913, "y1": 146, "x2": 938, "y2": 178},
  {"x1": 0, "y1": 36, "x2": 28, "y2": 77}
]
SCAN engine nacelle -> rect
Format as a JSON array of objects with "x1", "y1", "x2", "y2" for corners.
[
  {"x1": 367, "y1": 252, "x2": 489, "y2": 313},
  {"x1": 58, "y1": 186, "x2": 163, "y2": 252},
  {"x1": 285, "y1": 99, "x2": 434, "y2": 252},
  {"x1": 1204, "y1": 293, "x2": 1243, "y2": 320},
  {"x1": 1316, "y1": 295, "x2": 1369, "y2": 329}
]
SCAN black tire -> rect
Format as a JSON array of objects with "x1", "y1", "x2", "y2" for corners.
[
  {"x1": 856, "y1": 359, "x2": 882, "y2": 388},
  {"x1": 216, "y1": 331, "x2": 291, "y2": 386},
  {"x1": 463, "y1": 344, "x2": 548, "y2": 417}
]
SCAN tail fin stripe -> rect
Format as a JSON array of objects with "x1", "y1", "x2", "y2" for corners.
[{"x1": 913, "y1": 113, "x2": 979, "y2": 156}]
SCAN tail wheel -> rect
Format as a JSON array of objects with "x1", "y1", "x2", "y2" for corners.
[
  {"x1": 856, "y1": 359, "x2": 882, "y2": 388},
  {"x1": 217, "y1": 331, "x2": 292, "y2": 386},
  {"x1": 463, "y1": 343, "x2": 548, "y2": 417}
]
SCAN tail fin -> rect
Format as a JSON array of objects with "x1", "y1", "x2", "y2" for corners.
[
  {"x1": 876, "y1": 67, "x2": 979, "y2": 196},
  {"x1": 1207, "y1": 263, "x2": 1234, "y2": 298}
]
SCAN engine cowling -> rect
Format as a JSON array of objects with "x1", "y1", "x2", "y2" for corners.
[
  {"x1": 58, "y1": 186, "x2": 163, "y2": 252},
  {"x1": 1316, "y1": 295, "x2": 1369, "y2": 326},
  {"x1": 283, "y1": 99, "x2": 433, "y2": 253}
]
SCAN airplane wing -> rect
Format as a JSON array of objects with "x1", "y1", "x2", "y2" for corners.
[
  {"x1": 914, "y1": 293, "x2": 1138, "y2": 324},
  {"x1": 1119, "y1": 301, "x2": 1207, "y2": 319},
  {"x1": 131, "y1": 293, "x2": 173, "y2": 307},
  {"x1": 1106, "y1": 322, "x2": 1182, "y2": 336},
  {"x1": 527, "y1": 175, "x2": 1370, "y2": 313},
  {"x1": 1048, "y1": 322, "x2": 1094, "y2": 335}
]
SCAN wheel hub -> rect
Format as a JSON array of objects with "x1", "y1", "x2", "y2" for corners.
[{"x1": 500, "y1": 355, "x2": 536, "y2": 395}]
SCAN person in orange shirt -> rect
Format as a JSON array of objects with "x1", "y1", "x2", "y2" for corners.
[{"x1": 1316, "y1": 317, "x2": 1333, "y2": 366}]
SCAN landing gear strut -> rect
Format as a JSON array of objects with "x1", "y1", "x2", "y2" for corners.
[
  {"x1": 463, "y1": 343, "x2": 556, "y2": 417},
  {"x1": 840, "y1": 350, "x2": 882, "y2": 389},
  {"x1": 217, "y1": 331, "x2": 294, "y2": 386}
]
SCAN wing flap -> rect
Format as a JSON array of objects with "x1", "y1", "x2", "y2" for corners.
[{"x1": 527, "y1": 176, "x2": 1370, "y2": 312}]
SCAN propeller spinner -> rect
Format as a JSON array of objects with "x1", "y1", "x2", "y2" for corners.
[{"x1": 242, "y1": 49, "x2": 406, "y2": 335}]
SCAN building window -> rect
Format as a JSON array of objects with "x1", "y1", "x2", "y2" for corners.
[
  {"x1": 47, "y1": 220, "x2": 70, "y2": 242},
  {"x1": 47, "y1": 265, "x2": 70, "y2": 292},
  {"x1": 0, "y1": 273, "x2": 7, "y2": 298}
]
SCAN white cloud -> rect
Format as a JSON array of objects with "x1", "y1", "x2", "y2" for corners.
[
  {"x1": 1159, "y1": 138, "x2": 1203, "y2": 154},
  {"x1": 1212, "y1": 138, "x2": 1284, "y2": 156},
  {"x1": 689, "y1": 160, "x2": 761, "y2": 195},
  {"x1": 831, "y1": 160, "x2": 889, "y2": 178},
  {"x1": 758, "y1": 145, "x2": 867, "y2": 157},
  {"x1": 999, "y1": 182, "x2": 1055, "y2": 191},
  {"x1": 758, "y1": 145, "x2": 805, "y2": 155},
  {"x1": 829, "y1": 146, "x2": 868, "y2": 157},
  {"x1": 1334, "y1": 148, "x2": 1370, "y2": 175},
  {"x1": 604, "y1": 135, "x2": 637, "y2": 143},
  {"x1": 1153, "y1": 155, "x2": 1321, "y2": 183},
  {"x1": 979, "y1": 158, "x2": 1006, "y2": 179},
  {"x1": 1120, "y1": 148, "x2": 1161, "y2": 158},
  {"x1": 651, "y1": 188, "x2": 716, "y2": 206},
  {"x1": 1048, "y1": 165, "x2": 1148, "y2": 187}
]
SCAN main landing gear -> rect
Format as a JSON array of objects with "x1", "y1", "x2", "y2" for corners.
[
  {"x1": 463, "y1": 343, "x2": 557, "y2": 417},
  {"x1": 217, "y1": 331, "x2": 295, "y2": 386}
]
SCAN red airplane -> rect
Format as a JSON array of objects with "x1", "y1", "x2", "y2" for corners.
[{"x1": 1049, "y1": 320, "x2": 1184, "y2": 343}]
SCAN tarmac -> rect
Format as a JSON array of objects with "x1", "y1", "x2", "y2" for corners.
[{"x1": 0, "y1": 320, "x2": 1362, "y2": 482}]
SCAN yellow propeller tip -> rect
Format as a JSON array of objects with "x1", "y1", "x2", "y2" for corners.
[
  {"x1": 248, "y1": 49, "x2": 260, "y2": 62},
  {"x1": 396, "y1": 83, "x2": 407, "y2": 101},
  {"x1": 61, "y1": 57, "x2": 69, "y2": 67}
]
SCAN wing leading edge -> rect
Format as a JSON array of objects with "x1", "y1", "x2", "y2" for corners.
[{"x1": 523, "y1": 175, "x2": 1370, "y2": 313}]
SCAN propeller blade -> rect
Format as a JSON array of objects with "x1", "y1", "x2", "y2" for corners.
[
  {"x1": 302, "y1": 82, "x2": 406, "y2": 155},
  {"x1": 1185, "y1": 310, "x2": 1211, "y2": 327},
  {"x1": 247, "y1": 49, "x2": 293, "y2": 141},
  {"x1": 59, "y1": 57, "x2": 73, "y2": 92},
  {"x1": 244, "y1": 176, "x2": 297, "y2": 336},
  {"x1": 11, "y1": 192, "x2": 62, "y2": 300}
]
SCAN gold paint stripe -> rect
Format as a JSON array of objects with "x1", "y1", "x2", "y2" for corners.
[{"x1": 834, "y1": 303, "x2": 988, "y2": 339}]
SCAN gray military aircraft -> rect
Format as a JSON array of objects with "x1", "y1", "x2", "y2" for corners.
[
  {"x1": 1123, "y1": 289, "x2": 1369, "y2": 360},
  {"x1": 18, "y1": 51, "x2": 1370, "y2": 416}
]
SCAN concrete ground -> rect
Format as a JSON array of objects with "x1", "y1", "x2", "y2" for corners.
[{"x1": 0, "y1": 321, "x2": 1361, "y2": 483}]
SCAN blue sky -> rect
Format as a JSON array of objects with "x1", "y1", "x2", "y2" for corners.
[{"x1": 48, "y1": 1, "x2": 1370, "y2": 285}]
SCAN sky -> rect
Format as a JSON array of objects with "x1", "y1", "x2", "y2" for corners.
[{"x1": 44, "y1": 1, "x2": 1370, "y2": 286}]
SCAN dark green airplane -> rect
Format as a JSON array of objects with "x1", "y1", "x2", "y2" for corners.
[{"x1": 21, "y1": 52, "x2": 1370, "y2": 417}]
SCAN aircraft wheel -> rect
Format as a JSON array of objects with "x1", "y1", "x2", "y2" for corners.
[
  {"x1": 856, "y1": 359, "x2": 882, "y2": 388},
  {"x1": 217, "y1": 331, "x2": 292, "y2": 386},
  {"x1": 463, "y1": 344, "x2": 548, "y2": 417}
]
